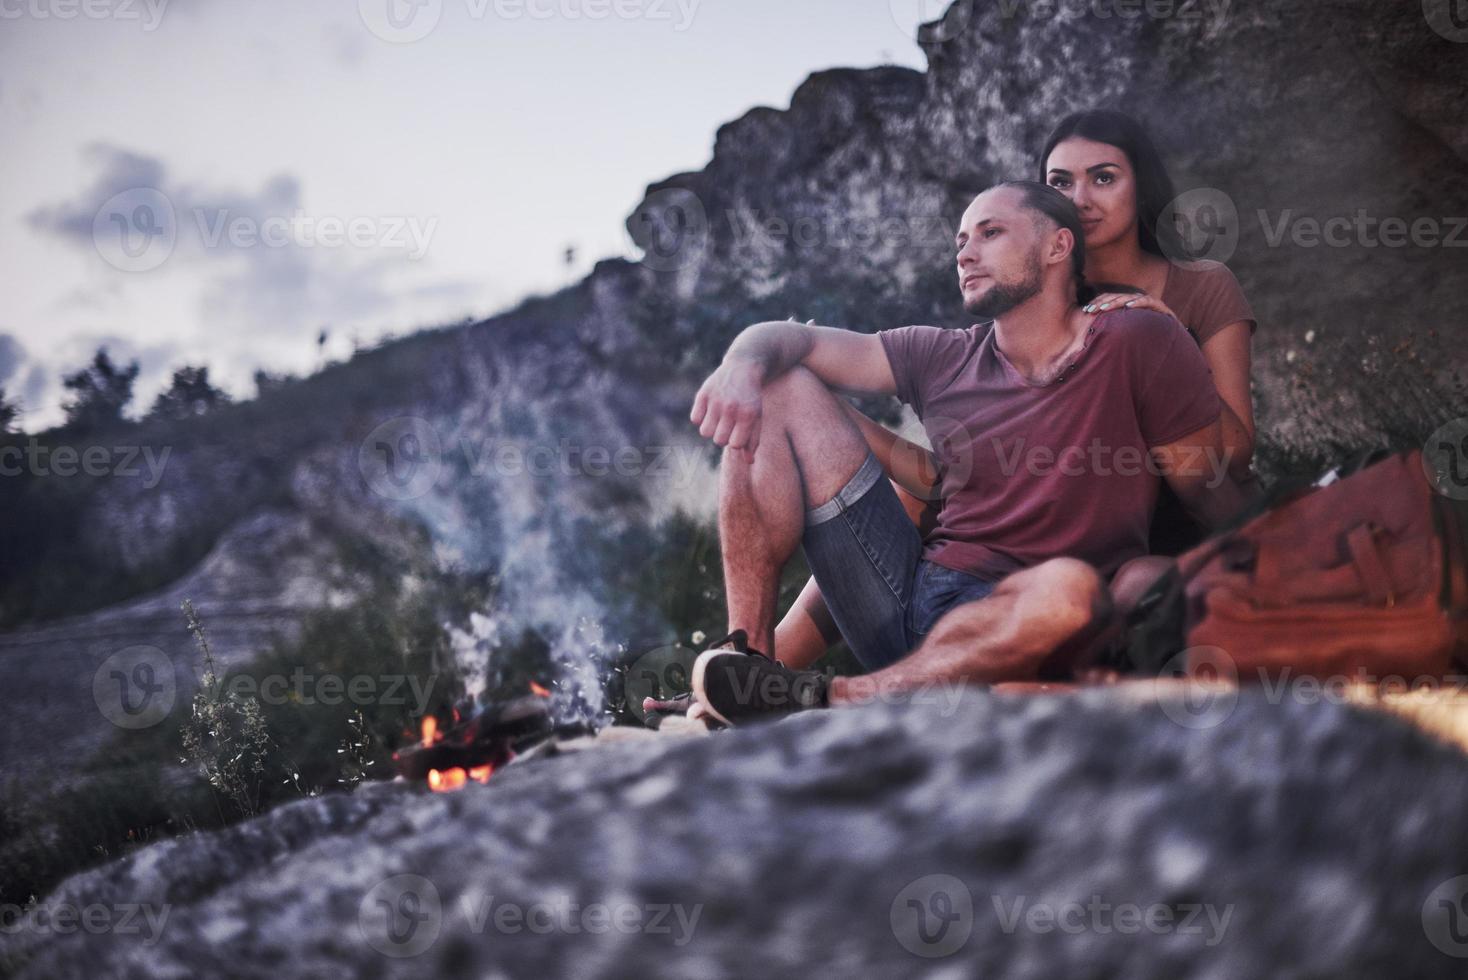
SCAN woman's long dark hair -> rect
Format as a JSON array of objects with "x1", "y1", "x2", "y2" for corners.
[{"x1": 1039, "y1": 109, "x2": 1179, "y2": 259}]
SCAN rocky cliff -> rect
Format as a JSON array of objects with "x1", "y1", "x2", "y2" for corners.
[{"x1": 5, "y1": 691, "x2": 1468, "y2": 978}]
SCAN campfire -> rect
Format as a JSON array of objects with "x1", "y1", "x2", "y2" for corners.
[{"x1": 393, "y1": 682, "x2": 590, "y2": 792}]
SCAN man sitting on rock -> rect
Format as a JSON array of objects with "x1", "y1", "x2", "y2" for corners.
[{"x1": 683, "y1": 180, "x2": 1252, "y2": 725}]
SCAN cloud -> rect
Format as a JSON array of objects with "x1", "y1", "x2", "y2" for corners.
[
  {"x1": 55, "y1": 282, "x2": 126, "y2": 311},
  {"x1": 26, "y1": 144, "x2": 168, "y2": 242},
  {"x1": 26, "y1": 144, "x2": 470, "y2": 338},
  {"x1": 0, "y1": 333, "x2": 21, "y2": 385},
  {"x1": 322, "y1": 21, "x2": 368, "y2": 68},
  {"x1": 20, "y1": 364, "x2": 48, "y2": 414},
  {"x1": 19, "y1": 144, "x2": 483, "y2": 428},
  {"x1": 0, "y1": 334, "x2": 48, "y2": 413}
]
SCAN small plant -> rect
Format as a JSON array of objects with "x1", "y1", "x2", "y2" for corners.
[
  {"x1": 335, "y1": 710, "x2": 378, "y2": 788},
  {"x1": 179, "y1": 598, "x2": 273, "y2": 818}
]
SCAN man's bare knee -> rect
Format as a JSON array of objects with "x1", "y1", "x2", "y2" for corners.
[
  {"x1": 717, "y1": 367, "x2": 834, "y2": 477},
  {"x1": 1002, "y1": 557, "x2": 1111, "y2": 637},
  {"x1": 761, "y1": 365, "x2": 833, "y2": 414},
  {"x1": 912, "y1": 562, "x2": 1108, "y2": 681},
  {"x1": 921, "y1": 597, "x2": 1037, "y2": 677},
  {"x1": 759, "y1": 366, "x2": 873, "y2": 508}
]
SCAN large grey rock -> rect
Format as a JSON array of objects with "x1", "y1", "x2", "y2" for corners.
[{"x1": 5, "y1": 690, "x2": 1468, "y2": 978}]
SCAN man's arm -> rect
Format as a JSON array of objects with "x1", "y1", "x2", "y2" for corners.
[
  {"x1": 1151, "y1": 418, "x2": 1264, "y2": 530},
  {"x1": 721, "y1": 321, "x2": 898, "y2": 394},
  {"x1": 691, "y1": 321, "x2": 896, "y2": 460},
  {"x1": 840, "y1": 402, "x2": 941, "y2": 501}
]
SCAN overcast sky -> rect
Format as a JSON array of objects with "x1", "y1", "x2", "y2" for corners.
[{"x1": 0, "y1": 0, "x2": 932, "y2": 430}]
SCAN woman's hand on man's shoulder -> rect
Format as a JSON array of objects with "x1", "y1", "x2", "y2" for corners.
[{"x1": 1082, "y1": 291, "x2": 1179, "y2": 323}]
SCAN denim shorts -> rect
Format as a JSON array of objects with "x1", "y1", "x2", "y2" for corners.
[{"x1": 800, "y1": 454, "x2": 997, "y2": 671}]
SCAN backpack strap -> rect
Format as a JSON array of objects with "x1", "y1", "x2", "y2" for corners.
[{"x1": 1345, "y1": 523, "x2": 1396, "y2": 607}]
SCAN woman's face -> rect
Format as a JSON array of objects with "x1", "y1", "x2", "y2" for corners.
[{"x1": 1045, "y1": 136, "x2": 1140, "y2": 251}]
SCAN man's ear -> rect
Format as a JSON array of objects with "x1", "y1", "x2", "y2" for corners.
[{"x1": 1049, "y1": 225, "x2": 1077, "y2": 268}]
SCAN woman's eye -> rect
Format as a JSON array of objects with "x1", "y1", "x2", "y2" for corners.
[
  {"x1": 1049, "y1": 178, "x2": 1070, "y2": 189},
  {"x1": 1096, "y1": 173, "x2": 1113, "y2": 185}
]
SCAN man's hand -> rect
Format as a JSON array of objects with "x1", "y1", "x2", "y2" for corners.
[
  {"x1": 690, "y1": 318, "x2": 896, "y2": 463},
  {"x1": 691, "y1": 357, "x2": 766, "y2": 463}
]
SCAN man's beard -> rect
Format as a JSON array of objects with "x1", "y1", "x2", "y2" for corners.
[{"x1": 963, "y1": 254, "x2": 1045, "y2": 319}]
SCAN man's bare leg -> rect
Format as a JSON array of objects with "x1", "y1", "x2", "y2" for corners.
[
  {"x1": 773, "y1": 404, "x2": 938, "y2": 669},
  {"x1": 828, "y1": 558, "x2": 1111, "y2": 702},
  {"x1": 718, "y1": 366, "x2": 878, "y2": 657},
  {"x1": 772, "y1": 575, "x2": 840, "y2": 669}
]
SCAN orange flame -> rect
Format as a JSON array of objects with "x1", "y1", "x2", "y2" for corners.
[
  {"x1": 420, "y1": 716, "x2": 440, "y2": 747},
  {"x1": 529, "y1": 681, "x2": 551, "y2": 698},
  {"x1": 427, "y1": 767, "x2": 467, "y2": 792},
  {"x1": 468, "y1": 764, "x2": 494, "y2": 783}
]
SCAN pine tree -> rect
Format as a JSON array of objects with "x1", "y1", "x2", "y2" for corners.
[
  {"x1": 148, "y1": 365, "x2": 231, "y2": 421},
  {"x1": 61, "y1": 348, "x2": 140, "y2": 432},
  {"x1": 0, "y1": 386, "x2": 18, "y2": 434}
]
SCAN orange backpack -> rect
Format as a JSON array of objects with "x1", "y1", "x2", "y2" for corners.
[{"x1": 1119, "y1": 450, "x2": 1468, "y2": 683}]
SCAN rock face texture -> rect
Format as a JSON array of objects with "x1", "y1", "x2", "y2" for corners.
[
  {"x1": 632, "y1": 0, "x2": 1468, "y2": 459},
  {"x1": 5, "y1": 691, "x2": 1468, "y2": 978}
]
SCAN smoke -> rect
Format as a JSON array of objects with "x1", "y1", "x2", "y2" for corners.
[{"x1": 398, "y1": 338, "x2": 715, "y2": 727}]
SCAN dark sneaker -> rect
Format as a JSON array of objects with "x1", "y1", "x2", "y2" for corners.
[
  {"x1": 692, "y1": 641, "x2": 830, "y2": 725},
  {"x1": 638, "y1": 629, "x2": 759, "y2": 729}
]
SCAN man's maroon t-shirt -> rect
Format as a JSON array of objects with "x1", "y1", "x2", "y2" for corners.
[{"x1": 878, "y1": 309, "x2": 1220, "y2": 579}]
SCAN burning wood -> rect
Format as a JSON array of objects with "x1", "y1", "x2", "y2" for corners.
[{"x1": 393, "y1": 685, "x2": 591, "y2": 792}]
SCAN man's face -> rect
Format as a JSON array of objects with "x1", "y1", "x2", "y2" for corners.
[{"x1": 954, "y1": 187, "x2": 1049, "y2": 319}]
